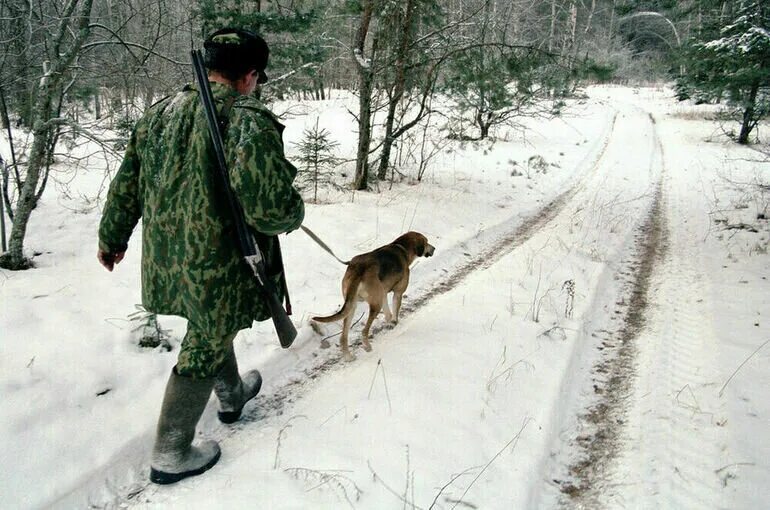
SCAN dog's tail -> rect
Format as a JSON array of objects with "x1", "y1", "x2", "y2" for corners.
[{"x1": 312, "y1": 273, "x2": 362, "y2": 323}]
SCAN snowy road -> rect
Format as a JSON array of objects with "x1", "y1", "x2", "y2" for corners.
[
  {"x1": 5, "y1": 87, "x2": 767, "y2": 509},
  {"x1": 124, "y1": 95, "x2": 671, "y2": 508},
  {"x1": 541, "y1": 90, "x2": 769, "y2": 509},
  {"x1": 591, "y1": 93, "x2": 769, "y2": 509}
]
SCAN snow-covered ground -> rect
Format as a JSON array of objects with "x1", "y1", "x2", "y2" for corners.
[{"x1": 0, "y1": 87, "x2": 767, "y2": 509}]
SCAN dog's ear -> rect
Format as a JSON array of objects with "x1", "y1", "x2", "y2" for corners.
[{"x1": 414, "y1": 234, "x2": 429, "y2": 257}]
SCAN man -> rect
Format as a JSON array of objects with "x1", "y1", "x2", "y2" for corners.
[{"x1": 98, "y1": 28, "x2": 304, "y2": 484}]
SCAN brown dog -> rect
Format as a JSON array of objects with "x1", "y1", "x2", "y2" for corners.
[{"x1": 313, "y1": 232, "x2": 435, "y2": 361}]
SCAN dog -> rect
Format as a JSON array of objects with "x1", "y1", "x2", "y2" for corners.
[{"x1": 312, "y1": 232, "x2": 435, "y2": 361}]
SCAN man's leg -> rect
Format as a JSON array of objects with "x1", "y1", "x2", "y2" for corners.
[
  {"x1": 213, "y1": 333, "x2": 263, "y2": 424},
  {"x1": 150, "y1": 325, "x2": 230, "y2": 484}
]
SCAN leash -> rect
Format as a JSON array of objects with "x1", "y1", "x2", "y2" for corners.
[{"x1": 300, "y1": 225, "x2": 349, "y2": 265}]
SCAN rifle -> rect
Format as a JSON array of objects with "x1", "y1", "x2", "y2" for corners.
[{"x1": 191, "y1": 49, "x2": 296, "y2": 348}]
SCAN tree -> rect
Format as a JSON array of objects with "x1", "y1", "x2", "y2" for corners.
[
  {"x1": 0, "y1": 0, "x2": 96, "y2": 270},
  {"x1": 294, "y1": 119, "x2": 341, "y2": 203},
  {"x1": 196, "y1": 0, "x2": 329, "y2": 99},
  {"x1": 676, "y1": 1, "x2": 769, "y2": 144},
  {"x1": 441, "y1": 1, "x2": 548, "y2": 140}
]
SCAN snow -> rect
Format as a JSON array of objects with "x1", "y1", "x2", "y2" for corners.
[{"x1": 1, "y1": 86, "x2": 768, "y2": 509}]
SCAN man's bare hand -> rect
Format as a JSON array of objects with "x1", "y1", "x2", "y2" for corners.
[{"x1": 98, "y1": 250, "x2": 125, "y2": 272}]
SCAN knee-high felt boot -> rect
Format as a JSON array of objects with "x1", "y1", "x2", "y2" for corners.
[
  {"x1": 149, "y1": 368, "x2": 221, "y2": 485},
  {"x1": 213, "y1": 350, "x2": 262, "y2": 424}
]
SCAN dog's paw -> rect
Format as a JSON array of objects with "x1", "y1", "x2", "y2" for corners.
[
  {"x1": 362, "y1": 343, "x2": 372, "y2": 352},
  {"x1": 342, "y1": 352, "x2": 356, "y2": 362}
]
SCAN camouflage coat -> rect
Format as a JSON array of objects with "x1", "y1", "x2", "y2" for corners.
[{"x1": 99, "y1": 82, "x2": 305, "y2": 336}]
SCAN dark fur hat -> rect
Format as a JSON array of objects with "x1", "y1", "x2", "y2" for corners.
[{"x1": 204, "y1": 28, "x2": 269, "y2": 83}]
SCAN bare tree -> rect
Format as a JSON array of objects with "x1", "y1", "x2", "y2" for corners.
[{"x1": 1, "y1": 0, "x2": 96, "y2": 269}]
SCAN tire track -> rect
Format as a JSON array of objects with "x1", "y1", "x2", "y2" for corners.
[
  {"x1": 554, "y1": 110, "x2": 668, "y2": 507},
  {"x1": 605, "y1": 116, "x2": 730, "y2": 509}
]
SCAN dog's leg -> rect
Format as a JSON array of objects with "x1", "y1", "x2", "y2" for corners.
[
  {"x1": 392, "y1": 290, "x2": 404, "y2": 324},
  {"x1": 361, "y1": 301, "x2": 382, "y2": 352},
  {"x1": 340, "y1": 313, "x2": 355, "y2": 362},
  {"x1": 392, "y1": 274, "x2": 408, "y2": 325},
  {"x1": 382, "y1": 292, "x2": 393, "y2": 322}
]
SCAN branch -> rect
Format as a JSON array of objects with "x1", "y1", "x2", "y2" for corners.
[
  {"x1": 55, "y1": 0, "x2": 95, "y2": 75},
  {"x1": 268, "y1": 62, "x2": 318, "y2": 85},
  {"x1": 80, "y1": 40, "x2": 188, "y2": 66},
  {"x1": 51, "y1": 0, "x2": 81, "y2": 60}
]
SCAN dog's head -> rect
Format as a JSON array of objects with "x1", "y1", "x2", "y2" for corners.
[{"x1": 395, "y1": 232, "x2": 435, "y2": 259}]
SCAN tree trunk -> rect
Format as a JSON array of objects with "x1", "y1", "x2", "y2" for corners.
[
  {"x1": 377, "y1": 0, "x2": 415, "y2": 181},
  {"x1": 354, "y1": 70, "x2": 374, "y2": 190},
  {"x1": 548, "y1": 0, "x2": 557, "y2": 52},
  {"x1": 0, "y1": 87, "x2": 8, "y2": 130},
  {"x1": 584, "y1": 0, "x2": 596, "y2": 36},
  {"x1": 608, "y1": 0, "x2": 616, "y2": 54},
  {"x1": 353, "y1": 0, "x2": 375, "y2": 191},
  {"x1": 476, "y1": 110, "x2": 492, "y2": 140},
  {"x1": 94, "y1": 89, "x2": 101, "y2": 119},
  {"x1": 0, "y1": 85, "x2": 21, "y2": 205},
  {"x1": 738, "y1": 80, "x2": 760, "y2": 145},
  {"x1": 563, "y1": 0, "x2": 577, "y2": 58},
  {"x1": 0, "y1": 156, "x2": 6, "y2": 252},
  {"x1": 4, "y1": 86, "x2": 53, "y2": 268}
]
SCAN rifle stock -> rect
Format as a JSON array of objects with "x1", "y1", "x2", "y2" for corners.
[{"x1": 191, "y1": 49, "x2": 296, "y2": 348}]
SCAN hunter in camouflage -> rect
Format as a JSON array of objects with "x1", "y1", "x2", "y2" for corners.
[{"x1": 98, "y1": 28, "x2": 304, "y2": 485}]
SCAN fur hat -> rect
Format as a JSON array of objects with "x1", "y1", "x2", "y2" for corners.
[{"x1": 204, "y1": 28, "x2": 270, "y2": 83}]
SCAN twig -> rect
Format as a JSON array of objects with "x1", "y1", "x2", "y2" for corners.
[
  {"x1": 367, "y1": 359, "x2": 393, "y2": 413},
  {"x1": 319, "y1": 406, "x2": 347, "y2": 428},
  {"x1": 403, "y1": 445, "x2": 411, "y2": 510},
  {"x1": 368, "y1": 461, "x2": 427, "y2": 510},
  {"x1": 429, "y1": 467, "x2": 480, "y2": 510},
  {"x1": 531, "y1": 263, "x2": 542, "y2": 322},
  {"x1": 714, "y1": 462, "x2": 756, "y2": 475},
  {"x1": 367, "y1": 359, "x2": 382, "y2": 399},
  {"x1": 274, "y1": 415, "x2": 308, "y2": 469},
  {"x1": 719, "y1": 339, "x2": 770, "y2": 397},
  {"x1": 451, "y1": 417, "x2": 531, "y2": 509},
  {"x1": 285, "y1": 467, "x2": 361, "y2": 508}
]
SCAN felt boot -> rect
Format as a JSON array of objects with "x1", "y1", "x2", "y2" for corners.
[{"x1": 149, "y1": 368, "x2": 221, "y2": 485}]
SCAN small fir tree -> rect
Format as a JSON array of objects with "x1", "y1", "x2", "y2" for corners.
[{"x1": 294, "y1": 119, "x2": 341, "y2": 203}]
